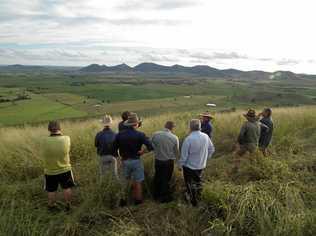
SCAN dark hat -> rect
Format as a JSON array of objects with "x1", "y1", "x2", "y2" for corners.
[
  {"x1": 243, "y1": 109, "x2": 257, "y2": 119},
  {"x1": 124, "y1": 113, "x2": 141, "y2": 127},
  {"x1": 121, "y1": 111, "x2": 131, "y2": 121}
]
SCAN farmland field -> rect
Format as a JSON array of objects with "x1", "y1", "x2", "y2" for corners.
[
  {"x1": 0, "y1": 70, "x2": 316, "y2": 126},
  {"x1": 0, "y1": 68, "x2": 316, "y2": 235}
]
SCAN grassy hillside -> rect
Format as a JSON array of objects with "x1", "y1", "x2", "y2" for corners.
[{"x1": 0, "y1": 106, "x2": 315, "y2": 235}]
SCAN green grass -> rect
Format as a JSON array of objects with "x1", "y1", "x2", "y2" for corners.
[
  {"x1": 0, "y1": 93, "x2": 87, "y2": 126},
  {"x1": 1, "y1": 72, "x2": 316, "y2": 126},
  {"x1": 0, "y1": 106, "x2": 315, "y2": 235}
]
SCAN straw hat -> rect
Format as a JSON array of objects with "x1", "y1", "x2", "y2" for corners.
[
  {"x1": 124, "y1": 113, "x2": 141, "y2": 127},
  {"x1": 199, "y1": 111, "x2": 214, "y2": 119},
  {"x1": 243, "y1": 109, "x2": 257, "y2": 120},
  {"x1": 101, "y1": 115, "x2": 113, "y2": 126}
]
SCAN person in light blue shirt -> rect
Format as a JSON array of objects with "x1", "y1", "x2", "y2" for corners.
[{"x1": 179, "y1": 119, "x2": 215, "y2": 206}]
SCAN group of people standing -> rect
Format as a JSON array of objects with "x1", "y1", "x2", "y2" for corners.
[
  {"x1": 41, "y1": 108, "x2": 273, "y2": 211},
  {"x1": 237, "y1": 108, "x2": 274, "y2": 157},
  {"x1": 95, "y1": 111, "x2": 215, "y2": 207}
]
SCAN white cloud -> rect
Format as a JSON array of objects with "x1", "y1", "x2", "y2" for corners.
[
  {"x1": 0, "y1": 0, "x2": 316, "y2": 73},
  {"x1": 117, "y1": 0, "x2": 201, "y2": 11}
]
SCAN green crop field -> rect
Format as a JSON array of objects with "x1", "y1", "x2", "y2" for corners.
[
  {"x1": 0, "y1": 93, "x2": 87, "y2": 126},
  {"x1": 0, "y1": 71, "x2": 316, "y2": 126}
]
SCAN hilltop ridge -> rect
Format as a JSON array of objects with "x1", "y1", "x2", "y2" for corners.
[
  {"x1": 80, "y1": 62, "x2": 311, "y2": 80},
  {"x1": 1, "y1": 63, "x2": 315, "y2": 80}
]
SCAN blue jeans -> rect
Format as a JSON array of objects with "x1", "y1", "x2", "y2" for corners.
[{"x1": 122, "y1": 159, "x2": 144, "y2": 182}]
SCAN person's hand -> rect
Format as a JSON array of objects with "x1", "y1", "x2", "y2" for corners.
[{"x1": 138, "y1": 149, "x2": 145, "y2": 156}]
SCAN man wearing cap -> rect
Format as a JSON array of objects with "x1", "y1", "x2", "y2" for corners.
[
  {"x1": 42, "y1": 121, "x2": 75, "y2": 211},
  {"x1": 95, "y1": 115, "x2": 118, "y2": 178},
  {"x1": 258, "y1": 108, "x2": 274, "y2": 156},
  {"x1": 237, "y1": 109, "x2": 268, "y2": 156},
  {"x1": 118, "y1": 111, "x2": 131, "y2": 132},
  {"x1": 199, "y1": 111, "x2": 214, "y2": 139},
  {"x1": 179, "y1": 119, "x2": 215, "y2": 206},
  {"x1": 152, "y1": 121, "x2": 179, "y2": 203},
  {"x1": 114, "y1": 113, "x2": 153, "y2": 205}
]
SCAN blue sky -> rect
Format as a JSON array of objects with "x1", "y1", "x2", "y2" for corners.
[{"x1": 0, "y1": 0, "x2": 316, "y2": 73}]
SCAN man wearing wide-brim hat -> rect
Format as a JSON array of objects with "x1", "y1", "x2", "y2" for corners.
[
  {"x1": 236, "y1": 109, "x2": 268, "y2": 156},
  {"x1": 95, "y1": 115, "x2": 119, "y2": 178},
  {"x1": 113, "y1": 113, "x2": 153, "y2": 205},
  {"x1": 199, "y1": 111, "x2": 214, "y2": 139}
]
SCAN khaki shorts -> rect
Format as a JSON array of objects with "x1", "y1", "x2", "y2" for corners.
[
  {"x1": 99, "y1": 155, "x2": 118, "y2": 179},
  {"x1": 237, "y1": 144, "x2": 257, "y2": 156}
]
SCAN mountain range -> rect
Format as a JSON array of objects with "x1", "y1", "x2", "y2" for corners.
[
  {"x1": 0, "y1": 63, "x2": 314, "y2": 80},
  {"x1": 79, "y1": 63, "x2": 309, "y2": 80}
]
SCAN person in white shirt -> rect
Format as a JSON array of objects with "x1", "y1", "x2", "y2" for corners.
[
  {"x1": 152, "y1": 121, "x2": 179, "y2": 203},
  {"x1": 179, "y1": 119, "x2": 215, "y2": 206}
]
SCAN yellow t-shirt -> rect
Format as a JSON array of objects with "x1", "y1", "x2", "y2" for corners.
[{"x1": 42, "y1": 135, "x2": 72, "y2": 175}]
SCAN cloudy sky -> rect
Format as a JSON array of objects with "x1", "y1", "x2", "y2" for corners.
[{"x1": 0, "y1": 0, "x2": 316, "y2": 73}]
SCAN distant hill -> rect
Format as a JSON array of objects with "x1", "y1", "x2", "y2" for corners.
[
  {"x1": 0, "y1": 63, "x2": 313, "y2": 80},
  {"x1": 2, "y1": 64, "x2": 45, "y2": 72},
  {"x1": 0, "y1": 65, "x2": 80, "y2": 73},
  {"x1": 81, "y1": 63, "x2": 132, "y2": 72},
  {"x1": 81, "y1": 62, "x2": 229, "y2": 78},
  {"x1": 79, "y1": 62, "x2": 310, "y2": 80}
]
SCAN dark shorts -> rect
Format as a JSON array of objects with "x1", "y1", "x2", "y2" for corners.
[{"x1": 44, "y1": 171, "x2": 75, "y2": 192}]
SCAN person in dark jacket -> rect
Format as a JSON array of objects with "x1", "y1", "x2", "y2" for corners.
[
  {"x1": 118, "y1": 111, "x2": 131, "y2": 132},
  {"x1": 95, "y1": 115, "x2": 118, "y2": 178},
  {"x1": 114, "y1": 113, "x2": 153, "y2": 205},
  {"x1": 199, "y1": 111, "x2": 214, "y2": 139},
  {"x1": 258, "y1": 108, "x2": 274, "y2": 156},
  {"x1": 237, "y1": 109, "x2": 270, "y2": 156}
]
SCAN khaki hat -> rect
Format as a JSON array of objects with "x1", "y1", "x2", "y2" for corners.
[
  {"x1": 101, "y1": 115, "x2": 113, "y2": 126},
  {"x1": 243, "y1": 109, "x2": 257, "y2": 119},
  {"x1": 124, "y1": 113, "x2": 141, "y2": 127},
  {"x1": 199, "y1": 111, "x2": 214, "y2": 119}
]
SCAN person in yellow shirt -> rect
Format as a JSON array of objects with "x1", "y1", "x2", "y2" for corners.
[{"x1": 42, "y1": 121, "x2": 75, "y2": 211}]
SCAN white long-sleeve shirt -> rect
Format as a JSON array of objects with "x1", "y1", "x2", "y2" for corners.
[{"x1": 179, "y1": 131, "x2": 215, "y2": 170}]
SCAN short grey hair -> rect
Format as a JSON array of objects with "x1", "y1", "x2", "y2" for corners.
[{"x1": 190, "y1": 119, "x2": 201, "y2": 131}]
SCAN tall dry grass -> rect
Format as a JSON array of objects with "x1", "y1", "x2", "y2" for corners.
[{"x1": 0, "y1": 106, "x2": 316, "y2": 235}]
